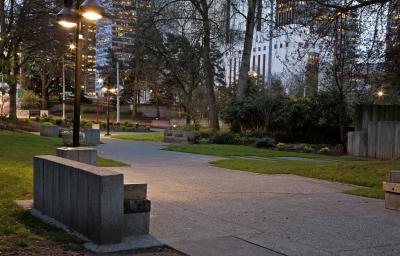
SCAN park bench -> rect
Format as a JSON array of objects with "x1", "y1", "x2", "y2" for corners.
[
  {"x1": 29, "y1": 109, "x2": 41, "y2": 118},
  {"x1": 383, "y1": 170, "x2": 400, "y2": 211},
  {"x1": 33, "y1": 155, "x2": 151, "y2": 245}
]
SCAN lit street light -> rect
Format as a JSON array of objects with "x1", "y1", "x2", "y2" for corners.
[
  {"x1": 57, "y1": 0, "x2": 105, "y2": 147},
  {"x1": 377, "y1": 90, "x2": 384, "y2": 98},
  {"x1": 101, "y1": 85, "x2": 116, "y2": 136}
]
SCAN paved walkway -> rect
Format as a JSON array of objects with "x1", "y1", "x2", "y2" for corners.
[{"x1": 98, "y1": 139, "x2": 400, "y2": 256}]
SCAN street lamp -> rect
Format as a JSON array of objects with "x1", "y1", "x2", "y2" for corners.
[
  {"x1": 57, "y1": 0, "x2": 105, "y2": 147},
  {"x1": 101, "y1": 86, "x2": 116, "y2": 136}
]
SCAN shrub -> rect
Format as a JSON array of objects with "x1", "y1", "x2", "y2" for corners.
[
  {"x1": 210, "y1": 133, "x2": 236, "y2": 144},
  {"x1": 302, "y1": 145, "x2": 314, "y2": 153},
  {"x1": 254, "y1": 137, "x2": 276, "y2": 148},
  {"x1": 276, "y1": 142, "x2": 285, "y2": 150},
  {"x1": 319, "y1": 147, "x2": 330, "y2": 154},
  {"x1": 42, "y1": 122, "x2": 54, "y2": 126},
  {"x1": 54, "y1": 119, "x2": 63, "y2": 126},
  {"x1": 21, "y1": 90, "x2": 41, "y2": 110}
]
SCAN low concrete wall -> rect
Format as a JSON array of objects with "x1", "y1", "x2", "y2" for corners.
[
  {"x1": 40, "y1": 125, "x2": 60, "y2": 137},
  {"x1": 376, "y1": 122, "x2": 397, "y2": 160},
  {"x1": 348, "y1": 121, "x2": 400, "y2": 160},
  {"x1": 164, "y1": 130, "x2": 194, "y2": 144},
  {"x1": 347, "y1": 131, "x2": 368, "y2": 157},
  {"x1": 85, "y1": 129, "x2": 100, "y2": 145},
  {"x1": 33, "y1": 155, "x2": 124, "y2": 244}
]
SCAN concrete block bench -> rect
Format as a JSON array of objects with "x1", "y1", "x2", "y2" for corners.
[
  {"x1": 164, "y1": 130, "x2": 194, "y2": 144},
  {"x1": 61, "y1": 132, "x2": 84, "y2": 146},
  {"x1": 85, "y1": 129, "x2": 101, "y2": 145},
  {"x1": 56, "y1": 147, "x2": 97, "y2": 165},
  {"x1": 33, "y1": 155, "x2": 151, "y2": 245},
  {"x1": 383, "y1": 170, "x2": 400, "y2": 211},
  {"x1": 40, "y1": 125, "x2": 60, "y2": 137}
]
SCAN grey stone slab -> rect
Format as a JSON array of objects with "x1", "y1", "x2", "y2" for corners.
[
  {"x1": 84, "y1": 234, "x2": 163, "y2": 253},
  {"x1": 40, "y1": 125, "x2": 60, "y2": 137},
  {"x1": 99, "y1": 174, "x2": 124, "y2": 244},
  {"x1": 85, "y1": 129, "x2": 101, "y2": 145},
  {"x1": 56, "y1": 147, "x2": 97, "y2": 165},
  {"x1": 388, "y1": 170, "x2": 400, "y2": 183},
  {"x1": 123, "y1": 212, "x2": 150, "y2": 237},
  {"x1": 173, "y1": 236, "x2": 283, "y2": 256},
  {"x1": 124, "y1": 183, "x2": 147, "y2": 200}
]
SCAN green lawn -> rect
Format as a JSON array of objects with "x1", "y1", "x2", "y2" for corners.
[
  {"x1": 165, "y1": 144, "x2": 343, "y2": 160},
  {"x1": 165, "y1": 144, "x2": 391, "y2": 199},
  {"x1": 0, "y1": 131, "x2": 127, "y2": 251},
  {"x1": 111, "y1": 132, "x2": 164, "y2": 142}
]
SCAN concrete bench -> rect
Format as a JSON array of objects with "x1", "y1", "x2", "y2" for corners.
[
  {"x1": 40, "y1": 125, "x2": 60, "y2": 137},
  {"x1": 33, "y1": 155, "x2": 151, "y2": 245},
  {"x1": 383, "y1": 170, "x2": 400, "y2": 211},
  {"x1": 85, "y1": 129, "x2": 101, "y2": 145},
  {"x1": 164, "y1": 130, "x2": 194, "y2": 144}
]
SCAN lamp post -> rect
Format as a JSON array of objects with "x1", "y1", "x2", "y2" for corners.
[
  {"x1": 57, "y1": 0, "x2": 105, "y2": 147},
  {"x1": 101, "y1": 86, "x2": 116, "y2": 136}
]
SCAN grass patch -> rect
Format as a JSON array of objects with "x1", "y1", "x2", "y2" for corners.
[
  {"x1": 0, "y1": 130, "x2": 127, "y2": 251},
  {"x1": 165, "y1": 144, "x2": 343, "y2": 160},
  {"x1": 111, "y1": 133, "x2": 163, "y2": 142},
  {"x1": 97, "y1": 157, "x2": 129, "y2": 167},
  {"x1": 166, "y1": 143, "x2": 391, "y2": 199}
]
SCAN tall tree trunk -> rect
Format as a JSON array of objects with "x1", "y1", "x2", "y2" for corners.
[
  {"x1": 236, "y1": 0, "x2": 258, "y2": 99},
  {"x1": 8, "y1": 82, "x2": 16, "y2": 119},
  {"x1": 200, "y1": 1, "x2": 219, "y2": 132},
  {"x1": 41, "y1": 73, "x2": 48, "y2": 109}
]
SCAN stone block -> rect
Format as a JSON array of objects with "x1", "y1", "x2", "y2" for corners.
[
  {"x1": 385, "y1": 192, "x2": 400, "y2": 211},
  {"x1": 388, "y1": 170, "x2": 400, "y2": 183},
  {"x1": 61, "y1": 133, "x2": 84, "y2": 147},
  {"x1": 124, "y1": 183, "x2": 147, "y2": 200},
  {"x1": 85, "y1": 129, "x2": 101, "y2": 145},
  {"x1": 40, "y1": 125, "x2": 60, "y2": 137},
  {"x1": 56, "y1": 147, "x2": 97, "y2": 165},
  {"x1": 124, "y1": 199, "x2": 151, "y2": 214},
  {"x1": 123, "y1": 212, "x2": 150, "y2": 237},
  {"x1": 33, "y1": 155, "x2": 124, "y2": 245}
]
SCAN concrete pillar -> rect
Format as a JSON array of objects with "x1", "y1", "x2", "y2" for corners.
[{"x1": 56, "y1": 147, "x2": 97, "y2": 165}]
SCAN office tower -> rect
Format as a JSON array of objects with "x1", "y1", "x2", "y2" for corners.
[{"x1": 96, "y1": 0, "x2": 137, "y2": 91}]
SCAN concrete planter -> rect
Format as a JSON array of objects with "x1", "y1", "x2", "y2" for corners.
[
  {"x1": 40, "y1": 125, "x2": 60, "y2": 137},
  {"x1": 61, "y1": 132, "x2": 84, "y2": 146},
  {"x1": 164, "y1": 130, "x2": 194, "y2": 144},
  {"x1": 85, "y1": 129, "x2": 101, "y2": 145}
]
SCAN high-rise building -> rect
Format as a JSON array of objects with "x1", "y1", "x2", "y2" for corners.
[
  {"x1": 95, "y1": 0, "x2": 137, "y2": 91},
  {"x1": 82, "y1": 23, "x2": 97, "y2": 93},
  {"x1": 386, "y1": 2, "x2": 400, "y2": 64}
]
